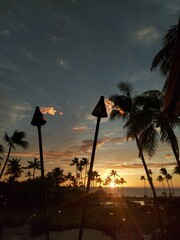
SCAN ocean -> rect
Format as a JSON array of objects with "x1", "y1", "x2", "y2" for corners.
[{"x1": 91, "y1": 187, "x2": 180, "y2": 197}]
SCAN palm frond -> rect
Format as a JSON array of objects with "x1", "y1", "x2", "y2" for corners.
[
  {"x1": 151, "y1": 24, "x2": 177, "y2": 76},
  {"x1": 117, "y1": 81, "x2": 133, "y2": 97},
  {"x1": 0, "y1": 144, "x2": 4, "y2": 153},
  {"x1": 3, "y1": 132, "x2": 10, "y2": 143},
  {"x1": 11, "y1": 131, "x2": 29, "y2": 149},
  {"x1": 139, "y1": 124, "x2": 159, "y2": 158},
  {"x1": 109, "y1": 109, "x2": 124, "y2": 121}
]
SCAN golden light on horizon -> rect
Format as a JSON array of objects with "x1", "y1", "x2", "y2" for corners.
[{"x1": 110, "y1": 181, "x2": 115, "y2": 188}]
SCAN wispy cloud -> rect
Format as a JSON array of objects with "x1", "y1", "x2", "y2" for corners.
[
  {"x1": 146, "y1": 0, "x2": 180, "y2": 14},
  {"x1": 0, "y1": 102, "x2": 32, "y2": 132},
  {"x1": 57, "y1": 59, "x2": 70, "y2": 70},
  {"x1": 0, "y1": 60, "x2": 19, "y2": 72},
  {"x1": 133, "y1": 26, "x2": 159, "y2": 45},
  {"x1": 51, "y1": 35, "x2": 65, "y2": 43},
  {"x1": 0, "y1": 29, "x2": 11, "y2": 37},
  {"x1": 72, "y1": 125, "x2": 89, "y2": 132},
  {"x1": 20, "y1": 47, "x2": 37, "y2": 62}
]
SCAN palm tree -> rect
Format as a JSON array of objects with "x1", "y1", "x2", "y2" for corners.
[
  {"x1": 0, "y1": 144, "x2": 4, "y2": 166},
  {"x1": 109, "y1": 81, "x2": 164, "y2": 239},
  {"x1": 65, "y1": 172, "x2": 76, "y2": 186},
  {"x1": 5, "y1": 158, "x2": 24, "y2": 182},
  {"x1": 0, "y1": 144, "x2": 4, "y2": 154},
  {"x1": 0, "y1": 130, "x2": 28, "y2": 180},
  {"x1": 151, "y1": 23, "x2": 178, "y2": 77},
  {"x1": 25, "y1": 171, "x2": 33, "y2": 180},
  {"x1": 80, "y1": 158, "x2": 89, "y2": 187},
  {"x1": 136, "y1": 90, "x2": 180, "y2": 169},
  {"x1": 166, "y1": 173, "x2": 174, "y2": 197},
  {"x1": 173, "y1": 166, "x2": 180, "y2": 175},
  {"x1": 104, "y1": 175, "x2": 112, "y2": 192},
  {"x1": 96, "y1": 177, "x2": 103, "y2": 187},
  {"x1": 160, "y1": 168, "x2": 172, "y2": 197},
  {"x1": 140, "y1": 176, "x2": 147, "y2": 197},
  {"x1": 88, "y1": 170, "x2": 99, "y2": 189},
  {"x1": 77, "y1": 163, "x2": 84, "y2": 187},
  {"x1": 157, "y1": 175, "x2": 167, "y2": 197},
  {"x1": 26, "y1": 157, "x2": 41, "y2": 179},
  {"x1": 114, "y1": 178, "x2": 121, "y2": 193},
  {"x1": 70, "y1": 157, "x2": 79, "y2": 184},
  {"x1": 119, "y1": 177, "x2": 127, "y2": 197},
  {"x1": 109, "y1": 170, "x2": 119, "y2": 185},
  {"x1": 51, "y1": 167, "x2": 64, "y2": 187}
]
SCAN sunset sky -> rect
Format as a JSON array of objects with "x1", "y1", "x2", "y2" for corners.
[{"x1": 0, "y1": 0, "x2": 180, "y2": 187}]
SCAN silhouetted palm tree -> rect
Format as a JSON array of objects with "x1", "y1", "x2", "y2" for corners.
[
  {"x1": 88, "y1": 170, "x2": 99, "y2": 189},
  {"x1": 66, "y1": 172, "x2": 76, "y2": 186},
  {"x1": 25, "y1": 171, "x2": 33, "y2": 180},
  {"x1": 0, "y1": 144, "x2": 4, "y2": 154},
  {"x1": 0, "y1": 144, "x2": 4, "y2": 166},
  {"x1": 51, "y1": 167, "x2": 64, "y2": 187},
  {"x1": 140, "y1": 176, "x2": 147, "y2": 197},
  {"x1": 70, "y1": 157, "x2": 79, "y2": 184},
  {"x1": 119, "y1": 177, "x2": 127, "y2": 197},
  {"x1": 160, "y1": 168, "x2": 172, "y2": 197},
  {"x1": 151, "y1": 23, "x2": 178, "y2": 77},
  {"x1": 137, "y1": 90, "x2": 180, "y2": 168},
  {"x1": 104, "y1": 175, "x2": 112, "y2": 192},
  {"x1": 110, "y1": 170, "x2": 119, "y2": 185},
  {"x1": 173, "y1": 166, "x2": 180, "y2": 175},
  {"x1": 166, "y1": 173, "x2": 174, "y2": 197},
  {"x1": 109, "y1": 81, "x2": 164, "y2": 238},
  {"x1": 0, "y1": 131, "x2": 28, "y2": 180},
  {"x1": 26, "y1": 157, "x2": 41, "y2": 180},
  {"x1": 5, "y1": 158, "x2": 24, "y2": 182},
  {"x1": 96, "y1": 177, "x2": 103, "y2": 187},
  {"x1": 80, "y1": 157, "x2": 89, "y2": 187},
  {"x1": 157, "y1": 175, "x2": 167, "y2": 197}
]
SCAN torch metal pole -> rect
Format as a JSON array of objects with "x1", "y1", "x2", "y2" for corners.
[
  {"x1": 78, "y1": 96, "x2": 107, "y2": 240},
  {"x1": 37, "y1": 126, "x2": 50, "y2": 240}
]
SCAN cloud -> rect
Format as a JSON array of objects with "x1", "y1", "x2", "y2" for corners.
[
  {"x1": 69, "y1": 0, "x2": 76, "y2": 3},
  {"x1": 0, "y1": 101, "x2": 33, "y2": 132},
  {"x1": 20, "y1": 47, "x2": 37, "y2": 62},
  {"x1": 108, "y1": 136, "x2": 127, "y2": 144},
  {"x1": 133, "y1": 26, "x2": 159, "y2": 45},
  {"x1": 57, "y1": 59, "x2": 70, "y2": 70},
  {"x1": 72, "y1": 125, "x2": 89, "y2": 132},
  {"x1": 51, "y1": 35, "x2": 65, "y2": 43},
  {"x1": 101, "y1": 161, "x2": 177, "y2": 171},
  {"x1": 0, "y1": 60, "x2": 19, "y2": 73},
  {"x1": 0, "y1": 29, "x2": 11, "y2": 37},
  {"x1": 164, "y1": 1, "x2": 180, "y2": 14},
  {"x1": 165, "y1": 153, "x2": 173, "y2": 159}
]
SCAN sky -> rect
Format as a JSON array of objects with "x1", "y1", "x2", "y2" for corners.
[{"x1": 0, "y1": 0, "x2": 180, "y2": 187}]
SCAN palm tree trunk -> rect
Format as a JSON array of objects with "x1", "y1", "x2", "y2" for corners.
[
  {"x1": 33, "y1": 168, "x2": 36, "y2": 180},
  {"x1": 162, "y1": 181, "x2": 167, "y2": 196},
  {"x1": 0, "y1": 143, "x2": 12, "y2": 180},
  {"x1": 171, "y1": 142, "x2": 180, "y2": 168},
  {"x1": 134, "y1": 133, "x2": 164, "y2": 240},
  {"x1": 144, "y1": 180, "x2": 147, "y2": 196},
  {"x1": 170, "y1": 179, "x2": 174, "y2": 196},
  {"x1": 166, "y1": 180, "x2": 172, "y2": 196}
]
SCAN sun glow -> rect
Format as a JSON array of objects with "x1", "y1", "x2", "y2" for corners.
[{"x1": 110, "y1": 181, "x2": 115, "y2": 188}]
